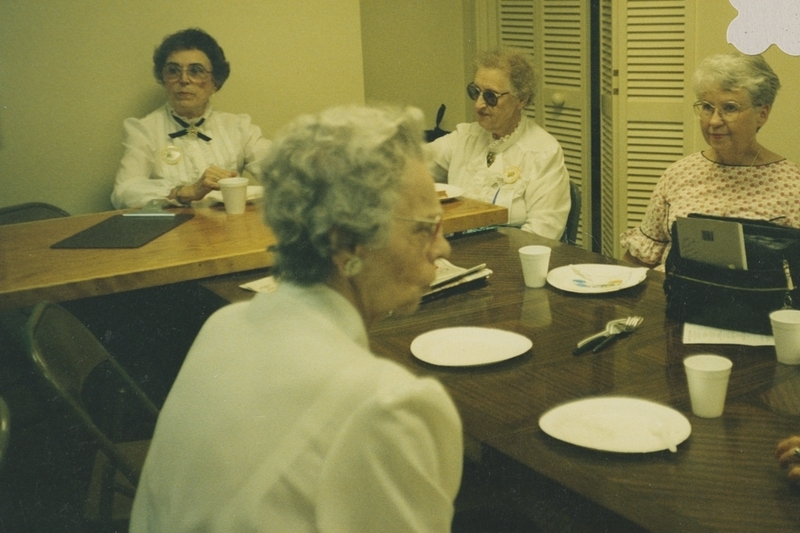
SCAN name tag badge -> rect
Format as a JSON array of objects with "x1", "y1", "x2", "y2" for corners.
[
  {"x1": 161, "y1": 145, "x2": 183, "y2": 165},
  {"x1": 504, "y1": 166, "x2": 521, "y2": 184}
]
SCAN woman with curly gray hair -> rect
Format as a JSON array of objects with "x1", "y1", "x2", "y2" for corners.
[
  {"x1": 428, "y1": 46, "x2": 571, "y2": 240},
  {"x1": 622, "y1": 51, "x2": 800, "y2": 269},
  {"x1": 111, "y1": 28, "x2": 271, "y2": 209},
  {"x1": 130, "y1": 105, "x2": 463, "y2": 533}
]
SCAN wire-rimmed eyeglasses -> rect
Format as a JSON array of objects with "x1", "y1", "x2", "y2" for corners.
[
  {"x1": 693, "y1": 100, "x2": 750, "y2": 121},
  {"x1": 467, "y1": 83, "x2": 510, "y2": 107},
  {"x1": 162, "y1": 63, "x2": 213, "y2": 83},
  {"x1": 394, "y1": 214, "x2": 443, "y2": 243}
]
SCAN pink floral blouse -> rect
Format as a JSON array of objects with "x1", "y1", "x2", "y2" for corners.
[{"x1": 620, "y1": 151, "x2": 800, "y2": 267}]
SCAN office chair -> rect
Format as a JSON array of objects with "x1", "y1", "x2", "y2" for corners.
[
  {"x1": 561, "y1": 181, "x2": 581, "y2": 245},
  {"x1": 23, "y1": 301, "x2": 159, "y2": 530},
  {"x1": 0, "y1": 202, "x2": 70, "y2": 226}
]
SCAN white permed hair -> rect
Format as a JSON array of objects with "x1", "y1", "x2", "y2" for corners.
[
  {"x1": 260, "y1": 105, "x2": 426, "y2": 285},
  {"x1": 693, "y1": 52, "x2": 781, "y2": 107}
]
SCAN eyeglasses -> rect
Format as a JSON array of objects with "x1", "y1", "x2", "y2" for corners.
[
  {"x1": 162, "y1": 63, "x2": 213, "y2": 83},
  {"x1": 394, "y1": 214, "x2": 443, "y2": 243},
  {"x1": 467, "y1": 83, "x2": 510, "y2": 107},
  {"x1": 693, "y1": 100, "x2": 750, "y2": 121}
]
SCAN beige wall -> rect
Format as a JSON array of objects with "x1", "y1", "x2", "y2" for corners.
[
  {"x1": 360, "y1": 0, "x2": 469, "y2": 133},
  {"x1": 5, "y1": 1, "x2": 798, "y2": 216},
  {"x1": 0, "y1": 0, "x2": 365, "y2": 215},
  {"x1": 693, "y1": 0, "x2": 800, "y2": 163}
]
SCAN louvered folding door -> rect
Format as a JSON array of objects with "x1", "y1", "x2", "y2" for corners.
[
  {"x1": 603, "y1": 0, "x2": 696, "y2": 257},
  {"x1": 478, "y1": 0, "x2": 592, "y2": 249}
]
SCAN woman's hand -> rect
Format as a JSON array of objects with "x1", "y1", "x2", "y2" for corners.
[
  {"x1": 775, "y1": 436, "x2": 800, "y2": 481},
  {"x1": 622, "y1": 250, "x2": 657, "y2": 269},
  {"x1": 197, "y1": 165, "x2": 238, "y2": 192},
  {"x1": 171, "y1": 166, "x2": 238, "y2": 203}
]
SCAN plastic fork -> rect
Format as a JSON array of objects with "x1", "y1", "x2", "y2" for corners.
[
  {"x1": 573, "y1": 318, "x2": 629, "y2": 356},
  {"x1": 590, "y1": 315, "x2": 644, "y2": 354}
]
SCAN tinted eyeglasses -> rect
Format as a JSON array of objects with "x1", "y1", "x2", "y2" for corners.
[
  {"x1": 162, "y1": 63, "x2": 213, "y2": 83},
  {"x1": 467, "y1": 83, "x2": 510, "y2": 107}
]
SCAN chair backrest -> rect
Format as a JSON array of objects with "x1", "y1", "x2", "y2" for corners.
[
  {"x1": 561, "y1": 181, "x2": 581, "y2": 245},
  {"x1": 23, "y1": 301, "x2": 159, "y2": 485},
  {"x1": 0, "y1": 396, "x2": 9, "y2": 469},
  {"x1": 0, "y1": 202, "x2": 70, "y2": 226}
]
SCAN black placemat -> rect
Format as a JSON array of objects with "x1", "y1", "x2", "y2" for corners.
[{"x1": 51, "y1": 214, "x2": 194, "y2": 249}]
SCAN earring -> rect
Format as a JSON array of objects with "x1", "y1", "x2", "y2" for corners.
[{"x1": 343, "y1": 256, "x2": 363, "y2": 277}]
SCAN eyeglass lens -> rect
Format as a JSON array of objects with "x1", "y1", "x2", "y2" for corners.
[
  {"x1": 163, "y1": 64, "x2": 211, "y2": 82},
  {"x1": 693, "y1": 101, "x2": 743, "y2": 120},
  {"x1": 467, "y1": 84, "x2": 500, "y2": 107}
]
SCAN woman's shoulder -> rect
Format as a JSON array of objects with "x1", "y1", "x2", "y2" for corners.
[
  {"x1": 208, "y1": 109, "x2": 254, "y2": 122},
  {"x1": 452, "y1": 122, "x2": 487, "y2": 137},
  {"x1": 661, "y1": 151, "x2": 708, "y2": 175},
  {"x1": 768, "y1": 157, "x2": 800, "y2": 173},
  {"x1": 208, "y1": 109, "x2": 263, "y2": 134},
  {"x1": 355, "y1": 357, "x2": 459, "y2": 421},
  {"x1": 513, "y1": 118, "x2": 562, "y2": 153},
  {"x1": 120, "y1": 106, "x2": 170, "y2": 140}
]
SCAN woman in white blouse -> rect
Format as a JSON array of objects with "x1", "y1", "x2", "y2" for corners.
[
  {"x1": 130, "y1": 106, "x2": 463, "y2": 532},
  {"x1": 428, "y1": 46, "x2": 571, "y2": 240},
  {"x1": 111, "y1": 28, "x2": 271, "y2": 208}
]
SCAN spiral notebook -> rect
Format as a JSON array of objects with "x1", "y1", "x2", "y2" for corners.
[{"x1": 675, "y1": 216, "x2": 748, "y2": 270}]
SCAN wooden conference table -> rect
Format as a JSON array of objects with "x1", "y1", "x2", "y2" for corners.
[
  {"x1": 0, "y1": 197, "x2": 506, "y2": 311},
  {"x1": 207, "y1": 227, "x2": 800, "y2": 533}
]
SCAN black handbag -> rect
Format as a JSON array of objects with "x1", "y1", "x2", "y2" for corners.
[
  {"x1": 664, "y1": 214, "x2": 800, "y2": 334},
  {"x1": 424, "y1": 104, "x2": 450, "y2": 142}
]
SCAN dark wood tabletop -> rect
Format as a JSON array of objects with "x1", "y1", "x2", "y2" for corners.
[
  {"x1": 364, "y1": 228, "x2": 800, "y2": 533},
  {"x1": 198, "y1": 226, "x2": 800, "y2": 532}
]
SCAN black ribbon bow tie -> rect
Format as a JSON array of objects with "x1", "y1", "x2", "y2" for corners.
[{"x1": 169, "y1": 114, "x2": 212, "y2": 141}]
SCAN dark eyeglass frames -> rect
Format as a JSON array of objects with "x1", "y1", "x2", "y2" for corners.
[{"x1": 467, "y1": 83, "x2": 510, "y2": 107}]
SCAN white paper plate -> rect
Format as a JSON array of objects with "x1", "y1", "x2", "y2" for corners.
[
  {"x1": 411, "y1": 327, "x2": 531, "y2": 366},
  {"x1": 546, "y1": 264, "x2": 648, "y2": 294},
  {"x1": 435, "y1": 183, "x2": 464, "y2": 202},
  {"x1": 539, "y1": 397, "x2": 691, "y2": 453},
  {"x1": 206, "y1": 185, "x2": 264, "y2": 204}
]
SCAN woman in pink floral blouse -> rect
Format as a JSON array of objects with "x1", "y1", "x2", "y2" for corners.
[{"x1": 621, "y1": 52, "x2": 800, "y2": 269}]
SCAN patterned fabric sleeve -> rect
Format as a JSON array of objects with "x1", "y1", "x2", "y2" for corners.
[{"x1": 620, "y1": 166, "x2": 673, "y2": 266}]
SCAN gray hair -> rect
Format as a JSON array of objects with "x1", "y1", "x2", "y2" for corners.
[
  {"x1": 260, "y1": 105, "x2": 426, "y2": 285},
  {"x1": 693, "y1": 52, "x2": 781, "y2": 107},
  {"x1": 476, "y1": 47, "x2": 536, "y2": 105}
]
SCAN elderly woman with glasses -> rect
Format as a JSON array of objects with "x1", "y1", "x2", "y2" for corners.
[
  {"x1": 428, "y1": 46, "x2": 571, "y2": 240},
  {"x1": 622, "y1": 51, "x2": 800, "y2": 269},
  {"x1": 130, "y1": 105, "x2": 463, "y2": 532},
  {"x1": 111, "y1": 28, "x2": 271, "y2": 208}
]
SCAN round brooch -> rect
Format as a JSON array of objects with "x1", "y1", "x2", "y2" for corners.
[
  {"x1": 503, "y1": 166, "x2": 521, "y2": 184},
  {"x1": 161, "y1": 145, "x2": 182, "y2": 165}
]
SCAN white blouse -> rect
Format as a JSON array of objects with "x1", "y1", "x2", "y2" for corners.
[
  {"x1": 428, "y1": 117, "x2": 571, "y2": 240},
  {"x1": 130, "y1": 282, "x2": 463, "y2": 533},
  {"x1": 111, "y1": 104, "x2": 271, "y2": 208}
]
